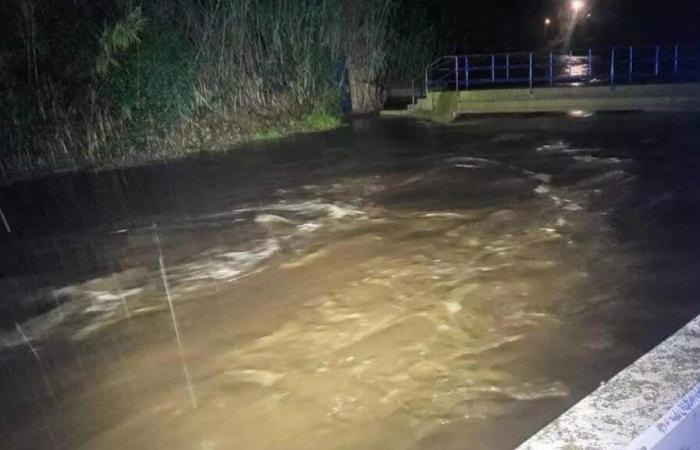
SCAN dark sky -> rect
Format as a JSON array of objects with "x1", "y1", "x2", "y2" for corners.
[{"x1": 436, "y1": 0, "x2": 700, "y2": 52}]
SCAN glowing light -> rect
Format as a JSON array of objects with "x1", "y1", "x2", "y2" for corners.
[
  {"x1": 572, "y1": 0, "x2": 585, "y2": 13},
  {"x1": 568, "y1": 110, "x2": 593, "y2": 118},
  {"x1": 545, "y1": 18, "x2": 551, "y2": 25}
]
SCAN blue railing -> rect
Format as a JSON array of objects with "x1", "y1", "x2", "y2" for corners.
[{"x1": 423, "y1": 45, "x2": 700, "y2": 95}]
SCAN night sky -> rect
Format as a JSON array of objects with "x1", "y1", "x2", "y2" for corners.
[{"x1": 437, "y1": 0, "x2": 700, "y2": 52}]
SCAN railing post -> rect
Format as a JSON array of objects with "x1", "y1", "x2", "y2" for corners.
[
  {"x1": 628, "y1": 46, "x2": 634, "y2": 83},
  {"x1": 610, "y1": 48, "x2": 616, "y2": 90},
  {"x1": 588, "y1": 48, "x2": 593, "y2": 78},
  {"x1": 454, "y1": 56, "x2": 459, "y2": 92},
  {"x1": 491, "y1": 54, "x2": 496, "y2": 83},
  {"x1": 654, "y1": 45, "x2": 660, "y2": 76},
  {"x1": 465, "y1": 56, "x2": 469, "y2": 90},
  {"x1": 411, "y1": 79, "x2": 416, "y2": 106},
  {"x1": 425, "y1": 66, "x2": 429, "y2": 95},
  {"x1": 529, "y1": 52, "x2": 533, "y2": 93},
  {"x1": 674, "y1": 45, "x2": 679, "y2": 76},
  {"x1": 506, "y1": 53, "x2": 510, "y2": 81},
  {"x1": 549, "y1": 51, "x2": 554, "y2": 86}
]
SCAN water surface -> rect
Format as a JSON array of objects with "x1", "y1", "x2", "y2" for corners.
[{"x1": 1, "y1": 113, "x2": 700, "y2": 449}]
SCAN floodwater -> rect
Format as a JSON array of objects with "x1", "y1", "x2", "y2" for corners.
[{"x1": 1, "y1": 113, "x2": 700, "y2": 450}]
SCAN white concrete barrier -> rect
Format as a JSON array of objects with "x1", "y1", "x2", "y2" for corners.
[{"x1": 518, "y1": 314, "x2": 700, "y2": 449}]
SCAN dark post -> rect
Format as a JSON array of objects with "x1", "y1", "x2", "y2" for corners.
[
  {"x1": 549, "y1": 51, "x2": 554, "y2": 86},
  {"x1": 588, "y1": 48, "x2": 593, "y2": 78},
  {"x1": 454, "y1": 56, "x2": 459, "y2": 92},
  {"x1": 465, "y1": 56, "x2": 469, "y2": 89},
  {"x1": 506, "y1": 53, "x2": 510, "y2": 81},
  {"x1": 529, "y1": 52, "x2": 533, "y2": 93},
  {"x1": 491, "y1": 54, "x2": 496, "y2": 83},
  {"x1": 425, "y1": 65, "x2": 429, "y2": 95},
  {"x1": 628, "y1": 46, "x2": 634, "y2": 83},
  {"x1": 674, "y1": 45, "x2": 679, "y2": 75},
  {"x1": 610, "y1": 48, "x2": 616, "y2": 90},
  {"x1": 654, "y1": 45, "x2": 660, "y2": 76},
  {"x1": 411, "y1": 79, "x2": 416, "y2": 106}
]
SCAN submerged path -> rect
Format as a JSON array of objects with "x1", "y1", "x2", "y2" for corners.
[{"x1": 1, "y1": 113, "x2": 700, "y2": 449}]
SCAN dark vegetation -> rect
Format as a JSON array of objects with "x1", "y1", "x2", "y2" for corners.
[{"x1": 0, "y1": 0, "x2": 448, "y2": 181}]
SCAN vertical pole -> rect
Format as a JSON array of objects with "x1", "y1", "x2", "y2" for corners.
[
  {"x1": 529, "y1": 52, "x2": 533, "y2": 93},
  {"x1": 506, "y1": 53, "x2": 510, "y2": 81},
  {"x1": 425, "y1": 66, "x2": 429, "y2": 95},
  {"x1": 654, "y1": 45, "x2": 660, "y2": 76},
  {"x1": 588, "y1": 48, "x2": 593, "y2": 78},
  {"x1": 465, "y1": 56, "x2": 469, "y2": 90},
  {"x1": 491, "y1": 54, "x2": 496, "y2": 83},
  {"x1": 628, "y1": 46, "x2": 634, "y2": 83},
  {"x1": 454, "y1": 56, "x2": 459, "y2": 92},
  {"x1": 674, "y1": 45, "x2": 679, "y2": 76},
  {"x1": 411, "y1": 79, "x2": 416, "y2": 106},
  {"x1": 549, "y1": 51, "x2": 554, "y2": 86},
  {"x1": 610, "y1": 48, "x2": 616, "y2": 90}
]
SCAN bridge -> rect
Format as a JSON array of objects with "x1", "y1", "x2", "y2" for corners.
[
  {"x1": 399, "y1": 45, "x2": 700, "y2": 119},
  {"x1": 395, "y1": 44, "x2": 700, "y2": 450}
]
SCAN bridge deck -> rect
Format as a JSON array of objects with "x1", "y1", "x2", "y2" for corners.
[{"x1": 413, "y1": 83, "x2": 700, "y2": 119}]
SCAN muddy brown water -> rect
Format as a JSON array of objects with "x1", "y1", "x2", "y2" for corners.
[{"x1": 1, "y1": 113, "x2": 700, "y2": 450}]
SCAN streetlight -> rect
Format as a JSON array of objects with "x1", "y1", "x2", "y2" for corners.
[
  {"x1": 544, "y1": 17, "x2": 552, "y2": 42},
  {"x1": 572, "y1": 0, "x2": 585, "y2": 14}
]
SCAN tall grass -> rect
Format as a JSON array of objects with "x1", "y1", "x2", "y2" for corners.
[
  {"x1": 186, "y1": 0, "x2": 341, "y2": 116},
  {"x1": 0, "y1": 0, "x2": 444, "y2": 181}
]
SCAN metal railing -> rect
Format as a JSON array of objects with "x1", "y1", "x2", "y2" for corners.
[{"x1": 421, "y1": 44, "x2": 700, "y2": 98}]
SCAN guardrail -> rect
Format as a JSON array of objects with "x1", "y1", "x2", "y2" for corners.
[{"x1": 422, "y1": 45, "x2": 700, "y2": 97}]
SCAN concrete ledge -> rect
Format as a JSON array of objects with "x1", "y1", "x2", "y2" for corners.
[
  {"x1": 627, "y1": 382, "x2": 700, "y2": 450},
  {"x1": 517, "y1": 314, "x2": 700, "y2": 449},
  {"x1": 413, "y1": 83, "x2": 700, "y2": 118}
]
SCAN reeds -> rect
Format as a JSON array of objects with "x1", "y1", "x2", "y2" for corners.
[{"x1": 0, "y1": 0, "x2": 441, "y2": 182}]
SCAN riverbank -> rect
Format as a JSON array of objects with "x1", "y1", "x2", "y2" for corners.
[
  {"x1": 2, "y1": 0, "x2": 439, "y2": 187},
  {"x1": 0, "y1": 110, "x2": 344, "y2": 186}
]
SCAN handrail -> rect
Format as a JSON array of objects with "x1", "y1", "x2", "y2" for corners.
[{"x1": 424, "y1": 44, "x2": 700, "y2": 95}]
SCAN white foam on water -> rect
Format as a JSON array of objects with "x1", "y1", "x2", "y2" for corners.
[
  {"x1": 0, "y1": 288, "x2": 84, "y2": 347},
  {"x1": 573, "y1": 155, "x2": 625, "y2": 164},
  {"x1": 181, "y1": 238, "x2": 281, "y2": 283},
  {"x1": 563, "y1": 203, "x2": 584, "y2": 212},
  {"x1": 254, "y1": 214, "x2": 296, "y2": 225},
  {"x1": 84, "y1": 288, "x2": 144, "y2": 314},
  {"x1": 535, "y1": 141, "x2": 569, "y2": 152},
  {"x1": 455, "y1": 164, "x2": 481, "y2": 169},
  {"x1": 298, "y1": 222, "x2": 323, "y2": 232},
  {"x1": 534, "y1": 185, "x2": 551, "y2": 195},
  {"x1": 446, "y1": 156, "x2": 499, "y2": 168},
  {"x1": 236, "y1": 199, "x2": 365, "y2": 221},
  {"x1": 422, "y1": 212, "x2": 465, "y2": 219},
  {"x1": 536, "y1": 141, "x2": 600, "y2": 154},
  {"x1": 444, "y1": 301, "x2": 463, "y2": 314}
]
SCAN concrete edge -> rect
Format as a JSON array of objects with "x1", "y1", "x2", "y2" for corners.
[
  {"x1": 410, "y1": 83, "x2": 700, "y2": 120},
  {"x1": 517, "y1": 314, "x2": 700, "y2": 449},
  {"x1": 625, "y1": 381, "x2": 700, "y2": 450}
]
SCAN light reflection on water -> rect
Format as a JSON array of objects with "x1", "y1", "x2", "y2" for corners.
[{"x1": 2, "y1": 114, "x2": 700, "y2": 449}]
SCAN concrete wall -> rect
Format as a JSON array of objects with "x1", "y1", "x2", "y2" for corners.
[
  {"x1": 517, "y1": 314, "x2": 700, "y2": 449},
  {"x1": 414, "y1": 83, "x2": 700, "y2": 119}
]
